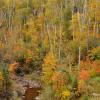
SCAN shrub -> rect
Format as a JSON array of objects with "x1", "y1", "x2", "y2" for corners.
[
  {"x1": 42, "y1": 52, "x2": 57, "y2": 85},
  {"x1": 88, "y1": 46, "x2": 100, "y2": 60},
  {"x1": 79, "y1": 70, "x2": 90, "y2": 81}
]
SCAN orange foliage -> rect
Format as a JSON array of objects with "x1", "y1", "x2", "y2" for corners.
[
  {"x1": 91, "y1": 61, "x2": 100, "y2": 73},
  {"x1": 13, "y1": 44, "x2": 22, "y2": 51},
  {"x1": 9, "y1": 62, "x2": 19, "y2": 73},
  {"x1": 79, "y1": 70, "x2": 90, "y2": 80},
  {"x1": 27, "y1": 49, "x2": 33, "y2": 55},
  {"x1": 80, "y1": 60, "x2": 91, "y2": 70},
  {"x1": 0, "y1": 72, "x2": 3, "y2": 80},
  {"x1": 80, "y1": 60, "x2": 100, "y2": 73},
  {"x1": 25, "y1": 58, "x2": 32, "y2": 64},
  {"x1": 51, "y1": 71, "x2": 66, "y2": 91}
]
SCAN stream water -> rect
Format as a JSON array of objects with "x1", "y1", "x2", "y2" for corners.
[{"x1": 24, "y1": 87, "x2": 41, "y2": 100}]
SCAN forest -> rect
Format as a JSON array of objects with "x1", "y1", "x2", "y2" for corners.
[{"x1": 0, "y1": 0, "x2": 100, "y2": 100}]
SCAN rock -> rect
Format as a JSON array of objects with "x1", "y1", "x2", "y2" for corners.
[
  {"x1": 35, "y1": 96, "x2": 40, "y2": 100},
  {"x1": 92, "y1": 93, "x2": 100, "y2": 97}
]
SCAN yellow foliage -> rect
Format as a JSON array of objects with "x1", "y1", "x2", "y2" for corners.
[
  {"x1": 72, "y1": 13, "x2": 81, "y2": 39},
  {"x1": 78, "y1": 79, "x2": 85, "y2": 91},
  {"x1": 62, "y1": 90, "x2": 71, "y2": 98},
  {"x1": 42, "y1": 52, "x2": 57, "y2": 84},
  {"x1": 0, "y1": 41, "x2": 4, "y2": 48}
]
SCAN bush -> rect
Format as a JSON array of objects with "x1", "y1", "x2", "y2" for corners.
[
  {"x1": 88, "y1": 46, "x2": 100, "y2": 60},
  {"x1": 41, "y1": 85, "x2": 55, "y2": 100}
]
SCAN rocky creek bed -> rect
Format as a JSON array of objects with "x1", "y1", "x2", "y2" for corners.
[{"x1": 11, "y1": 75, "x2": 42, "y2": 100}]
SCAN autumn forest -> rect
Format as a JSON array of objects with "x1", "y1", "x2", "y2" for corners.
[{"x1": 0, "y1": 0, "x2": 100, "y2": 100}]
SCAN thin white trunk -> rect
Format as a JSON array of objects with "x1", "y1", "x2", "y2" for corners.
[
  {"x1": 58, "y1": 2, "x2": 63, "y2": 63},
  {"x1": 87, "y1": 18, "x2": 90, "y2": 50},
  {"x1": 47, "y1": 24, "x2": 53, "y2": 56},
  {"x1": 68, "y1": 54, "x2": 72, "y2": 73},
  {"x1": 72, "y1": 0, "x2": 75, "y2": 40},
  {"x1": 59, "y1": 24, "x2": 62, "y2": 63},
  {"x1": 78, "y1": 46, "x2": 81, "y2": 70},
  {"x1": 53, "y1": 25, "x2": 57, "y2": 57}
]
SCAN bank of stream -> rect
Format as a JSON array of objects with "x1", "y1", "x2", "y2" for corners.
[{"x1": 11, "y1": 75, "x2": 42, "y2": 100}]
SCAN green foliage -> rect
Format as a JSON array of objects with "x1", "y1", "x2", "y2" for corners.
[
  {"x1": 2, "y1": 63, "x2": 9, "y2": 80},
  {"x1": 41, "y1": 85, "x2": 55, "y2": 100},
  {"x1": 81, "y1": 95, "x2": 89, "y2": 100}
]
